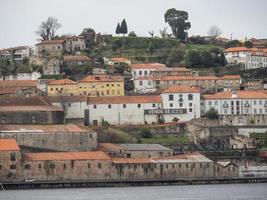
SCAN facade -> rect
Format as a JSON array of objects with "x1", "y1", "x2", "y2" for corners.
[
  {"x1": 0, "y1": 46, "x2": 31, "y2": 64},
  {"x1": 36, "y1": 40, "x2": 65, "y2": 57},
  {"x1": 0, "y1": 96, "x2": 64, "y2": 124},
  {"x1": 134, "y1": 75, "x2": 241, "y2": 93},
  {"x1": 224, "y1": 47, "x2": 267, "y2": 70},
  {"x1": 63, "y1": 55, "x2": 90, "y2": 66},
  {"x1": 0, "y1": 124, "x2": 97, "y2": 151},
  {"x1": 42, "y1": 57, "x2": 61, "y2": 75},
  {"x1": 98, "y1": 143, "x2": 173, "y2": 158},
  {"x1": 87, "y1": 85, "x2": 201, "y2": 125},
  {"x1": 0, "y1": 139, "x2": 21, "y2": 180},
  {"x1": 151, "y1": 67, "x2": 193, "y2": 77},
  {"x1": 131, "y1": 63, "x2": 166, "y2": 79},
  {"x1": 202, "y1": 90, "x2": 267, "y2": 125},
  {"x1": 64, "y1": 36, "x2": 86, "y2": 54},
  {"x1": 47, "y1": 79, "x2": 78, "y2": 96},
  {"x1": 0, "y1": 71, "x2": 41, "y2": 81}
]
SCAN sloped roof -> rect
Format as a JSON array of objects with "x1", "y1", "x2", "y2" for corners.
[
  {"x1": 88, "y1": 95, "x2": 161, "y2": 104},
  {"x1": 48, "y1": 79, "x2": 77, "y2": 85},
  {"x1": 203, "y1": 90, "x2": 267, "y2": 100},
  {"x1": 45, "y1": 96, "x2": 87, "y2": 103},
  {"x1": 80, "y1": 75, "x2": 123, "y2": 83},
  {"x1": 162, "y1": 85, "x2": 201, "y2": 93},
  {"x1": 24, "y1": 151, "x2": 111, "y2": 161},
  {"x1": 36, "y1": 40, "x2": 65, "y2": 46},
  {"x1": 0, "y1": 139, "x2": 20, "y2": 151},
  {"x1": 110, "y1": 57, "x2": 130, "y2": 62},
  {"x1": 63, "y1": 55, "x2": 90, "y2": 62},
  {"x1": 131, "y1": 63, "x2": 166, "y2": 69},
  {"x1": 0, "y1": 80, "x2": 37, "y2": 87}
]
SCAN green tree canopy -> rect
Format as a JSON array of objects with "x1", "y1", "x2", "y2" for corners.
[
  {"x1": 244, "y1": 41, "x2": 253, "y2": 48},
  {"x1": 120, "y1": 19, "x2": 128, "y2": 35},
  {"x1": 115, "y1": 23, "x2": 121, "y2": 35},
  {"x1": 205, "y1": 107, "x2": 219, "y2": 120},
  {"x1": 164, "y1": 8, "x2": 191, "y2": 41}
]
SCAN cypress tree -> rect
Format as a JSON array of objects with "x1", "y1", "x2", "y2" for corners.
[
  {"x1": 115, "y1": 23, "x2": 121, "y2": 35},
  {"x1": 120, "y1": 19, "x2": 128, "y2": 36}
]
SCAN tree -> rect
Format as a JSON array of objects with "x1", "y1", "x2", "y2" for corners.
[
  {"x1": 147, "y1": 41, "x2": 156, "y2": 54},
  {"x1": 205, "y1": 107, "x2": 219, "y2": 120},
  {"x1": 115, "y1": 23, "x2": 121, "y2": 35},
  {"x1": 225, "y1": 40, "x2": 242, "y2": 48},
  {"x1": 185, "y1": 50, "x2": 202, "y2": 67},
  {"x1": 36, "y1": 17, "x2": 61, "y2": 41},
  {"x1": 128, "y1": 31, "x2": 137, "y2": 37},
  {"x1": 208, "y1": 25, "x2": 222, "y2": 41},
  {"x1": 166, "y1": 49, "x2": 186, "y2": 66},
  {"x1": 120, "y1": 19, "x2": 128, "y2": 36},
  {"x1": 164, "y1": 8, "x2": 191, "y2": 41},
  {"x1": 244, "y1": 41, "x2": 253, "y2": 48},
  {"x1": 159, "y1": 27, "x2": 168, "y2": 38}
]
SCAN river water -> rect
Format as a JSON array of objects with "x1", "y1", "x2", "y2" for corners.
[{"x1": 0, "y1": 183, "x2": 267, "y2": 200}]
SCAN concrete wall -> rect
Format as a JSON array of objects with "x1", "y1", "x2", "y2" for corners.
[{"x1": 0, "y1": 132, "x2": 97, "y2": 152}]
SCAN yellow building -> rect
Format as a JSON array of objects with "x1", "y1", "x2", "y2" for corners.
[
  {"x1": 47, "y1": 79, "x2": 78, "y2": 96},
  {"x1": 47, "y1": 75, "x2": 124, "y2": 96},
  {"x1": 79, "y1": 75, "x2": 124, "y2": 96}
]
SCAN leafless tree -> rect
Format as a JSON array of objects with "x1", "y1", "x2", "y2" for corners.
[
  {"x1": 148, "y1": 30, "x2": 155, "y2": 37},
  {"x1": 208, "y1": 25, "x2": 222, "y2": 41},
  {"x1": 159, "y1": 27, "x2": 168, "y2": 38},
  {"x1": 36, "y1": 17, "x2": 61, "y2": 41}
]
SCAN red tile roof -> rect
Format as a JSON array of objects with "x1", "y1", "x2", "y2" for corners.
[
  {"x1": 0, "y1": 139, "x2": 20, "y2": 151},
  {"x1": 80, "y1": 75, "x2": 124, "y2": 83},
  {"x1": 110, "y1": 57, "x2": 130, "y2": 62},
  {"x1": 153, "y1": 67, "x2": 192, "y2": 72},
  {"x1": 203, "y1": 91, "x2": 267, "y2": 100},
  {"x1": 131, "y1": 63, "x2": 166, "y2": 69},
  {"x1": 24, "y1": 151, "x2": 111, "y2": 161},
  {"x1": 0, "y1": 87, "x2": 19, "y2": 95},
  {"x1": 162, "y1": 85, "x2": 201, "y2": 93},
  {"x1": 63, "y1": 55, "x2": 90, "y2": 62},
  {"x1": 48, "y1": 79, "x2": 77, "y2": 85},
  {"x1": 45, "y1": 96, "x2": 87, "y2": 103},
  {"x1": 88, "y1": 95, "x2": 161, "y2": 104},
  {"x1": 112, "y1": 158, "x2": 153, "y2": 164},
  {"x1": 224, "y1": 47, "x2": 250, "y2": 52},
  {"x1": 0, "y1": 80, "x2": 37, "y2": 87},
  {"x1": 0, "y1": 105, "x2": 63, "y2": 112},
  {"x1": 36, "y1": 40, "x2": 65, "y2": 46},
  {"x1": 221, "y1": 75, "x2": 241, "y2": 80}
]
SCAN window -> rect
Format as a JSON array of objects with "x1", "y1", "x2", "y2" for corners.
[
  {"x1": 170, "y1": 103, "x2": 173, "y2": 107},
  {"x1": 38, "y1": 164, "x2": 42, "y2": 169},
  {"x1": 98, "y1": 163, "x2": 102, "y2": 169},
  {"x1": 188, "y1": 94, "x2": 193, "y2": 100},
  {"x1": 137, "y1": 104, "x2": 141, "y2": 108},
  {"x1": 139, "y1": 71, "x2": 142, "y2": 75},
  {"x1": 169, "y1": 95, "x2": 174, "y2": 101},
  {"x1": 93, "y1": 105, "x2": 97, "y2": 109},
  {"x1": 208, "y1": 101, "x2": 212, "y2": 106},
  {"x1": 144, "y1": 70, "x2": 147, "y2": 75},
  {"x1": 254, "y1": 100, "x2": 257, "y2": 105},
  {"x1": 189, "y1": 103, "x2": 192, "y2": 107},
  {"x1": 152, "y1": 103, "x2": 156, "y2": 108},
  {"x1": 224, "y1": 109, "x2": 227, "y2": 114},
  {"x1": 215, "y1": 101, "x2": 218, "y2": 106},
  {"x1": 139, "y1": 80, "x2": 143, "y2": 86},
  {"x1": 108, "y1": 104, "x2": 112, "y2": 109},
  {"x1": 0, "y1": 165, "x2": 2, "y2": 170},
  {"x1": 88, "y1": 163, "x2": 91, "y2": 168},
  {"x1": 24, "y1": 164, "x2": 31, "y2": 170},
  {"x1": 63, "y1": 163, "x2": 67, "y2": 169},
  {"x1": 189, "y1": 108, "x2": 193, "y2": 112},
  {"x1": 123, "y1": 104, "x2": 126, "y2": 108},
  {"x1": 10, "y1": 152, "x2": 16, "y2": 161},
  {"x1": 10, "y1": 165, "x2": 16, "y2": 170},
  {"x1": 179, "y1": 103, "x2": 183, "y2": 107}
]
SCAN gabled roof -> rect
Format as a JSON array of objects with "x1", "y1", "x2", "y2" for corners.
[
  {"x1": 0, "y1": 80, "x2": 37, "y2": 88},
  {"x1": 36, "y1": 40, "x2": 65, "y2": 46},
  {"x1": 110, "y1": 57, "x2": 130, "y2": 62},
  {"x1": 154, "y1": 152, "x2": 213, "y2": 163},
  {"x1": 224, "y1": 47, "x2": 250, "y2": 52},
  {"x1": 203, "y1": 90, "x2": 267, "y2": 100},
  {"x1": 80, "y1": 75, "x2": 123, "y2": 83},
  {"x1": 131, "y1": 63, "x2": 166, "y2": 69},
  {"x1": 221, "y1": 75, "x2": 241, "y2": 80},
  {"x1": 48, "y1": 79, "x2": 77, "y2": 85},
  {"x1": 45, "y1": 96, "x2": 87, "y2": 103},
  {"x1": 0, "y1": 139, "x2": 20, "y2": 151},
  {"x1": 24, "y1": 151, "x2": 111, "y2": 161},
  {"x1": 88, "y1": 95, "x2": 161, "y2": 104},
  {"x1": 112, "y1": 158, "x2": 153, "y2": 164},
  {"x1": 162, "y1": 85, "x2": 200, "y2": 93},
  {"x1": 153, "y1": 67, "x2": 192, "y2": 72}
]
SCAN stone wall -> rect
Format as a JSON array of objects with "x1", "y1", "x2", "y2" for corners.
[
  {"x1": 0, "y1": 151, "x2": 21, "y2": 181},
  {"x1": 0, "y1": 132, "x2": 97, "y2": 152}
]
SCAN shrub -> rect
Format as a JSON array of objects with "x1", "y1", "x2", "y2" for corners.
[
  {"x1": 205, "y1": 107, "x2": 219, "y2": 119},
  {"x1": 140, "y1": 128, "x2": 152, "y2": 138}
]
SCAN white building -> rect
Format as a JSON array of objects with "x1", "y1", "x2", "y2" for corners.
[
  {"x1": 224, "y1": 47, "x2": 267, "y2": 70},
  {"x1": 0, "y1": 46, "x2": 31, "y2": 64},
  {"x1": 202, "y1": 90, "x2": 267, "y2": 116},
  {"x1": 133, "y1": 76, "x2": 156, "y2": 93},
  {"x1": 131, "y1": 63, "x2": 166, "y2": 79},
  {"x1": 87, "y1": 85, "x2": 201, "y2": 125}
]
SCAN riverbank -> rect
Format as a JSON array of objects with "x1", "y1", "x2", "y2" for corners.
[{"x1": 2, "y1": 177, "x2": 267, "y2": 190}]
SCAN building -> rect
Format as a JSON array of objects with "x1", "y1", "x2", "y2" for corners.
[
  {"x1": 63, "y1": 55, "x2": 90, "y2": 66},
  {"x1": 87, "y1": 85, "x2": 201, "y2": 125},
  {"x1": 47, "y1": 79, "x2": 78, "y2": 96},
  {"x1": 0, "y1": 71, "x2": 41, "y2": 81},
  {"x1": 250, "y1": 38, "x2": 267, "y2": 48},
  {"x1": 22, "y1": 151, "x2": 112, "y2": 181},
  {"x1": 42, "y1": 57, "x2": 61, "y2": 75},
  {"x1": 0, "y1": 139, "x2": 21, "y2": 180},
  {"x1": 64, "y1": 36, "x2": 86, "y2": 54},
  {"x1": 131, "y1": 63, "x2": 166, "y2": 79},
  {"x1": 134, "y1": 75, "x2": 241, "y2": 93},
  {"x1": 224, "y1": 47, "x2": 267, "y2": 70},
  {"x1": 79, "y1": 75, "x2": 124, "y2": 96},
  {"x1": 104, "y1": 57, "x2": 131, "y2": 66},
  {"x1": 0, "y1": 124, "x2": 97, "y2": 151},
  {"x1": 161, "y1": 85, "x2": 201, "y2": 122},
  {"x1": 202, "y1": 90, "x2": 267, "y2": 125},
  {"x1": 36, "y1": 40, "x2": 65, "y2": 57},
  {"x1": 151, "y1": 67, "x2": 193, "y2": 77},
  {"x1": 0, "y1": 96, "x2": 64, "y2": 124},
  {"x1": 0, "y1": 46, "x2": 31, "y2": 64},
  {"x1": 98, "y1": 143, "x2": 173, "y2": 158}
]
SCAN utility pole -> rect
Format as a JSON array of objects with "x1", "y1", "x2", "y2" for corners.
[{"x1": 230, "y1": 33, "x2": 234, "y2": 41}]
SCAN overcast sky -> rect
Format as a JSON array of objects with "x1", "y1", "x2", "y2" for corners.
[{"x1": 0, "y1": 0, "x2": 267, "y2": 48}]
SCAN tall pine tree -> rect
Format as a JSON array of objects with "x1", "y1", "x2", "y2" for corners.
[
  {"x1": 120, "y1": 19, "x2": 128, "y2": 36},
  {"x1": 115, "y1": 23, "x2": 121, "y2": 35}
]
